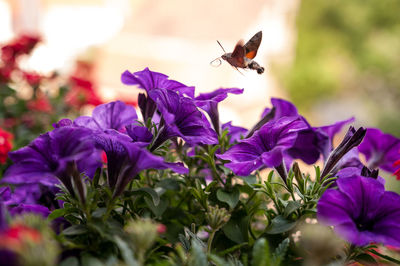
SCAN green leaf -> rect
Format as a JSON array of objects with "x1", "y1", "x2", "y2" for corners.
[
  {"x1": 283, "y1": 201, "x2": 301, "y2": 218},
  {"x1": 252, "y1": 238, "x2": 271, "y2": 266},
  {"x1": 62, "y1": 225, "x2": 88, "y2": 236},
  {"x1": 144, "y1": 196, "x2": 167, "y2": 218},
  {"x1": 59, "y1": 257, "x2": 79, "y2": 266},
  {"x1": 92, "y1": 208, "x2": 107, "y2": 218},
  {"x1": 354, "y1": 254, "x2": 378, "y2": 265},
  {"x1": 130, "y1": 187, "x2": 160, "y2": 206},
  {"x1": 81, "y1": 254, "x2": 105, "y2": 266},
  {"x1": 241, "y1": 175, "x2": 258, "y2": 186},
  {"x1": 273, "y1": 238, "x2": 290, "y2": 266},
  {"x1": 222, "y1": 220, "x2": 244, "y2": 244},
  {"x1": 48, "y1": 208, "x2": 66, "y2": 221},
  {"x1": 114, "y1": 236, "x2": 139, "y2": 266},
  {"x1": 217, "y1": 187, "x2": 240, "y2": 209},
  {"x1": 265, "y1": 215, "x2": 297, "y2": 234},
  {"x1": 156, "y1": 178, "x2": 180, "y2": 191},
  {"x1": 189, "y1": 240, "x2": 208, "y2": 266},
  {"x1": 208, "y1": 254, "x2": 228, "y2": 266}
]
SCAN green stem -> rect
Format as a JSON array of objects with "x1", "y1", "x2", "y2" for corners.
[
  {"x1": 103, "y1": 197, "x2": 117, "y2": 221},
  {"x1": 122, "y1": 182, "x2": 134, "y2": 216},
  {"x1": 245, "y1": 190, "x2": 257, "y2": 205},
  {"x1": 368, "y1": 249, "x2": 400, "y2": 264},
  {"x1": 207, "y1": 230, "x2": 217, "y2": 253}
]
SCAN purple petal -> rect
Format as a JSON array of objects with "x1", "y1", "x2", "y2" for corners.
[
  {"x1": 149, "y1": 88, "x2": 218, "y2": 146},
  {"x1": 53, "y1": 118, "x2": 73, "y2": 128},
  {"x1": 121, "y1": 68, "x2": 195, "y2": 98},
  {"x1": 261, "y1": 98, "x2": 298, "y2": 119},
  {"x1": 125, "y1": 124, "x2": 153, "y2": 144},
  {"x1": 221, "y1": 121, "x2": 247, "y2": 143},
  {"x1": 358, "y1": 128, "x2": 400, "y2": 172},
  {"x1": 9, "y1": 204, "x2": 50, "y2": 217}
]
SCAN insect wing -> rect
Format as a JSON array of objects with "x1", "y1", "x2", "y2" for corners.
[
  {"x1": 231, "y1": 40, "x2": 245, "y2": 65},
  {"x1": 244, "y1": 31, "x2": 262, "y2": 59}
]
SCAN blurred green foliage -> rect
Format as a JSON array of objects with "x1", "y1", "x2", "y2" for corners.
[{"x1": 278, "y1": 0, "x2": 400, "y2": 135}]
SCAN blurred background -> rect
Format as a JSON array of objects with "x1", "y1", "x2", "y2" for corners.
[
  {"x1": 2, "y1": 0, "x2": 399, "y2": 131},
  {"x1": 0, "y1": 0, "x2": 400, "y2": 182}
]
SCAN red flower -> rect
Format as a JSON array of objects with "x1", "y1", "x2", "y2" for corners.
[
  {"x1": 0, "y1": 127, "x2": 13, "y2": 164},
  {"x1": 121, "y1": 100, "x2": 138, "y2": 108},
  {"x1": 23, "y1": 72, "x2": 42, "y2": 87},
  {"x1": 26, "y1": 95, "x2": 52, "y2": 113},
  {"x1": 157, "y1": 224, "x2": 167, "y2": 234},
  {"x1": 0, "y1": 66, "x2": 13, "y2": 83},
  {"x1": 1, "y1": 34, "x2": 40, "y2": 65},
  {"x1": 101, "y1": 150, "x2": 108, "y2": 164},
  {"x1": 65, "y1": 76, "x2": 103, "y2": 109},
  {"x1": 0, "y1": 224, "x2": 42, "y2": 251},
  {"x1": 393, "y1": 158, "x2": 400, "y2": 180}
]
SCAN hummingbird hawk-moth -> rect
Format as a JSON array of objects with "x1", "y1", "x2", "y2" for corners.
[{"x1": 211, "y1": 31, "x2": 264, "y2": 74}]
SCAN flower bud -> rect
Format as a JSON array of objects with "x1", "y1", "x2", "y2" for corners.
[{"x1": 205, "y1": 205, "x2": 231, "y2": 231}]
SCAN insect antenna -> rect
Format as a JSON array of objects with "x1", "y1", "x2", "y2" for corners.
[
  {"x1": 210, "y1": 57, "x2": 222, "y2": 67},
  {"x1": 216, "y1": 40, "x2": 227, "y2": 53}
]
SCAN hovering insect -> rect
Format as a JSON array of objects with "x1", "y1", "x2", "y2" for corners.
[{"x1": 211, "y1": 31, "x2": 264, "y2": 74}]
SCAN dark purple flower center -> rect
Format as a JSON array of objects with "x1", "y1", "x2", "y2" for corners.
[{"x1": 356, "y1": 219, "x2": 374, "y2": 232}]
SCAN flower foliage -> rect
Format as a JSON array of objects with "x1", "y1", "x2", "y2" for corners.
[{"x1": 0, "y1": 66, "x2": 400, "y2": 266}]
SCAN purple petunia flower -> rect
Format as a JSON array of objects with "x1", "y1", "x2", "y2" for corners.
[
  {"x1": 74, "y1": 101, "x2": 138, "y2": 132},
  {"x1": 217, "y1": 116, "x2": 311, "y2": 177},
  {"x1": 2, "y1": 127, "x2": 102, "y2": 196},
  {"x1": 194, "y1": 88, "x2": 243, "y2": 135},
  {"x1": 121, "y1": 67, "x2": 195, "y2": 98},
  {"x1": 336, "y1": 166, "x2": 385, "y2": 185},
  {"x1": 358, "y1": 128, "x2": 400, "y2": 173},
  {"x1": 0, "y1": 186, "x2": 50, "y2": 218},
  {"x1": 317, "y1": 176, "x2": 400, "y2": 247},
  {"x1": 148, "y1": 88, "x2": 218, "y2": 150},
  {"x1": 121, "y1": 68, "x2": 195, "y2": 121},
  {"x1": 93, "y1": 130, "x2": 188, "y2": 198},
  {"x1": 261, "y1": 98, "x2": 298, "y2": 119},
  {"x1": 253, "y1": 98, "x2": 353, "y2": 162}
]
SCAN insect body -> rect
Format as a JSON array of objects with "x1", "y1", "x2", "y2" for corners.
[{"x1": 214, "y1": 31, "x2": 264, "y2": 74}]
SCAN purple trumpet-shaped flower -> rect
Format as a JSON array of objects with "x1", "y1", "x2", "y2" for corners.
[
  {"x1": 148, "y1": 88, "x2": 218, "y2": 150},
  {"x1": 358, "y1": 128, "x2": 400, "y2": 173},
  {"x1": 217, "y1": 116, "x2": 312, "y2": 179},
  {"x1": 2, "y1": 127, "x2": 102, "y2": 197},
  {"x1": 252, "y1": 98, "x2": 353, "y2": 162},
  {"x1": 94, "y1": 130, "x2": 188, "y2": 198},
  {"x1": 336, "y1": 166, "x2": 385, "y2": 185},
  {"x1": 0, "y1": 186, "x2": 50, "y2": 217},
  {"x1": 317, "y1": 176, "x2": 400, "y2": 247},
  {"x1": 121, "y1": 68, "x2": 195, "y2": 121},
  {"x1": 247, "y1": 98, "x2": 298, "y2": 138},
  {"x1": 194, "y1": 88, "x2": 243, "y2": 135},
  {"x1": 261, "y1": 97, "x2": 298, "y2": 119},
  {"x1": 121, "y1": 67, "x2": 195, "y2": 98},
  {"x1": 74, "y1": 101, "x2": 138, "y2": 132}
]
